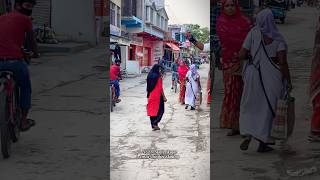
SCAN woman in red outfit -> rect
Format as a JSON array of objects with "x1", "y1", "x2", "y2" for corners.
[
  {"x1": 177, "y1": 59, "x2": 189, "y2": 105},
  {"x1": 216, "y1": 0, "x2": 251, "y2": 136},
  {"x1": 309, "y1": 16, "x2": 320, "y2": 141},
  {"x1": 147, "y1": 64, "x2": 167, "y2": 131}
]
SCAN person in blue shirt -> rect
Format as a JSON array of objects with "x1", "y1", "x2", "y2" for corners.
[{"x1": 171, "y1": 58, "x2": 179, "y2": 89}]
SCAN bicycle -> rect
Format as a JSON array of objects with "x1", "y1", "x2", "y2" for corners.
[
  {"x1": 0, "y1": 49, "x2": 34, "y2": 159},
  {"x1": 120, "y1": 69, "x2": 127, "y2": 79},
  {"x1": 0, "y1": 69, "x2": 22, "y2": 159}
]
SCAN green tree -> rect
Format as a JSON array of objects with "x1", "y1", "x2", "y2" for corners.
[{"x1": 184, "y1": 24, "x2": 210, "y2": 44}]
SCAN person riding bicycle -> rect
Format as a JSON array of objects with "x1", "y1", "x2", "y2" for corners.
[
  {"x1": 110, "y1": 59, "x2": 122, "y2": 103},
  {"x1": 171, "y1": 58, "x2": 179, "y2": 89},
  {"x1": 0, "y1": 0, "x2": 38, "y2": 132}
]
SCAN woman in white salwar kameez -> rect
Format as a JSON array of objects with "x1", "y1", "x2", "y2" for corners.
[
  {"x1": 237, "y1": 9, "x2": 292, "y2": 153},
  {"x1": 185, "y1": 64, "x2": 201, "y2": 110}
]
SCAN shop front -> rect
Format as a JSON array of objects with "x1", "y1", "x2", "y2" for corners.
[
  {"x1": 32, "y1": 0, "x2": 52, "y2": 27},
  {"x1": 137, "y1": 32, "x2": 164, "y2": 68},
  {"x1": 142, "y1": 38, "x2": 153, "y2": 67},
  {"x1": 164, "y1": 41, "x2": 180, "y2": 67},
  {"x1": 126, "y1": 34, "x2": 143, "y2": 74},
  {"x1": 153, "y1": 41, "x2": 164, "y2": 65}
]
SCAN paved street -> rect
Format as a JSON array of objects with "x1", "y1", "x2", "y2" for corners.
[
  {"x1": 0, "y1": 45, "x2": 107, "y2": 180},
  {"x1": 212, "y1": 6, "x2": 320, "y2": 180},
  {"x1": 110, "y1": 64, "x2": 210, "y2": 180}
]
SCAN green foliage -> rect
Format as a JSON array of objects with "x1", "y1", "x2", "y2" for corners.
[{"x1": 184, "y1": 24, "x2": 210, "y2": 44}]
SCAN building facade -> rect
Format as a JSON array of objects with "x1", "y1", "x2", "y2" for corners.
[
  {"x1": 119, "y1": 0, "x2": 169, "y2": 74},
  {"x1": 1, "y1": 0, "x2": 98, "y2": 45}
]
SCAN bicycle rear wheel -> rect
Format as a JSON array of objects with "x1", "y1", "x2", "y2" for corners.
[
  {"x1": 10, "y1": 84, "x2": 21, "y2": 143},
  {"x1": 1, "y1": 126, "x2": 11, "y2": 159},
  {"x1": 0, "y1": 86, "x2": 11, "y2": 159}
]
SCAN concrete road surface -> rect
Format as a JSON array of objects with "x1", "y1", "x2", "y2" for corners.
[{"x1": 0, "y1": 45, "x2": 107, "y2": 180}]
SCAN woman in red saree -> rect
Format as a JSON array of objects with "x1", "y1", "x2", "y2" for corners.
[
  {"x1": 216, "y1": 0, "x2": 251, "y2": 136},
  {"x1": 309, "y1": 16, "x2": 320, "y2": 141},
  {"x1": 147, "y1": 64, "x2": 167, "y2": 131},
  {"x1": 178, "y1": 59, "x2": 189, "y2": 105}
]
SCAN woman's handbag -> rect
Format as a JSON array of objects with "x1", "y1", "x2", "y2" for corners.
[
  {"x1": 195, "y1": 91, "x2": 202, "y2": 106},
  {"x1": 271, "y1": 92, "x2": 295, "y2": 139}
]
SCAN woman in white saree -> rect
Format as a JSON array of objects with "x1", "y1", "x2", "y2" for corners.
[
  {"x1": 238, "y1": 9, "x2": 292, "y2": 152},
  {"x1": 185, "y1": 64, "x2": 201, "y2": 110}
]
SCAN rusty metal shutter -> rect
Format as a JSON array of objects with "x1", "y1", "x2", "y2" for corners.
[{"x1": 32, "y1": 0, "x2": 51, "y2": 26}]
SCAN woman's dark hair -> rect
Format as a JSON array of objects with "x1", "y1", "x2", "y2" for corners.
[
  {"x1": 150, "y1": 64, "x2": 162, "y2": 74},
  {"x1": 146, "y1": 64, "x2": 162, "y2": 97}
]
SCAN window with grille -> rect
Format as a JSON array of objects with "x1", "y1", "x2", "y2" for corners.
[{"x1": 110, "y1": 2, "x2": 116, "y2": 26}]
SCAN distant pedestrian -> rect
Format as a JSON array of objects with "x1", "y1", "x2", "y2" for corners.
[
  {"x1": 309, "y1": 16, "x2": 320, "y2": 141},
  {"x1": 185, "y1": 64, "x2": 201, "y2": 110},
  {"x1": 178, "y1": 59, "x2": 189, "y2": 104},
  {"x1": 238, "y1": 8, "x2": 292, "y2": 152},
  {"x1": 216, "y1": 0, "x2": 251, "y2": 136},
  {"x1": 109, "y1": 59, "x2": 122, "y2": 103},
  {"x1": 171, "y1": 58, "x2": 179, "y2": 89},
  {"x1": 146, "y1": 64, "x2": 167, "y2": 131}
]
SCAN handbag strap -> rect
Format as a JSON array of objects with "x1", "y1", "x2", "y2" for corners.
[
  {"x1": 258, "y1": 67, "x2": 276, "y2": 117},
  {"x1": 258, "y1": 30, "x2": 281, "y2": 71}
]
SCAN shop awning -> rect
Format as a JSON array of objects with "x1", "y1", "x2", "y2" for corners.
[{"x1": 166, "y1": 43, "x2": 180, "y2": 51}]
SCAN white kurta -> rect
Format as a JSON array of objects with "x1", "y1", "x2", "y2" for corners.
[
  {"x1": 240, "y1": 27, "x2": 286, "y2": 143},
  {"x1": 185, "y1": 71, "x2": 200, "y2": 107}
]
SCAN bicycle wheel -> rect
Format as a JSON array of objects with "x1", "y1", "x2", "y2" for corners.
[
  {"x1": 1, "y1": 126, "x2": 11, "y2": 159},
  {"x1": 10, "y1": 84, "x2": 21, "y2": 143},
  {"x1": 0, "y1": 87, "x2": 11, "y2": 159}
]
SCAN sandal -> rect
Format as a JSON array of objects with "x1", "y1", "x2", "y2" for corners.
[
  {"x1": 20, "y1": 123, "x2": 31, "y2": 132},
  {"x1": 20, "y1": 119, "x2": 36, "y2": 132},
  {"x1": 27, "y1": 119, "x2": 36, "y2": 127},
  {"x1": 257, "y1": 143, "x2": 274, "y2": 153},
  {"x1": 308, "y1": 135, "x2": 320, "y2": 142},
  {"x1": 240, "y1": 138, "x2": 251, "y2": 151}
]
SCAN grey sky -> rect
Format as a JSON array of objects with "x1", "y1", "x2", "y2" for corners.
[{"x1": 165, "y1": 0, "x2": 210, "y2": 29}]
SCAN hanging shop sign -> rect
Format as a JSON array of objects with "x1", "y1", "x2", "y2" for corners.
[{"x1": 129, "y1": 34, "x2": 143, "y2": 46}]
